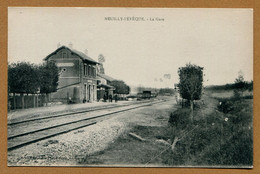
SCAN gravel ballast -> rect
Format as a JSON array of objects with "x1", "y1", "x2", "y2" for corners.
[{"x1": 8, "y1": 114, "x2": 128, "y2": 166}]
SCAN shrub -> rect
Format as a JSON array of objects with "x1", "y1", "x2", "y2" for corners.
[{"x1": 217, "y1": 100, "x2": 234, "y2": 113}]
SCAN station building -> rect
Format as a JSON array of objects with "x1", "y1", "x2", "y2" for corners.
[{"x1": 44, "y1": 45, "x2": 99, "y2": 103}]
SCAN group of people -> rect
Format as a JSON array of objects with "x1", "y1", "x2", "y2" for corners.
[{"x1": 103, "y1": 94, "x2": 118, "y2": 102}]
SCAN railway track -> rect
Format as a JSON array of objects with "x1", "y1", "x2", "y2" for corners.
[
  {"x1": 8, "y1": 99, "x2": 167, "y2": 151},
  {"x1": 8, "y1": 99, "x2": 155, "y2": 126}
]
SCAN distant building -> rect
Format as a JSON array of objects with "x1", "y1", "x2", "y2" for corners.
[{"x1": 43, "y1": 45, "x2": 99, "y2": 103}]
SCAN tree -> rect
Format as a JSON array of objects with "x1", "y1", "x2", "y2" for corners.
[
  {"x1": 109, "y1": 80, "x2": 130, "y2": 95},
  {"x1": 8, "y1": 62, "x2": 40, "y2": 109},
  {"x1": 8, "y1": 62, "x2": 39, "y2": 94},
  {"x1": 247, "y1": 80, "x2": 253, "y2": 92},
  {"x1": 38, "y1": 61, "x2": 59, "y2": 104},
  {"x1": 178, "y1": 63, "x2": 204, "y2": 122}
]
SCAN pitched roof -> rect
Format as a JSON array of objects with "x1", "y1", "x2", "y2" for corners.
[
  {"x1": 97, "y1": 73, "x2": 115, "y2": 82},
  {"x1": 97, "y1": 84, "x2": 115, "y2": 90},
  {"x1": 44, "y1": 46, "x2": 99, "y2": 64}
]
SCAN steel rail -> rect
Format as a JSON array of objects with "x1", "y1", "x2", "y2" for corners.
[{"x1": 8, "y1": 100, "x2": 154, "y2": 126}]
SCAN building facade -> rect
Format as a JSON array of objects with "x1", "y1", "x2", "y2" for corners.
[{"x1": 44, "y1": 45, "x2": 99, "y2": 103}]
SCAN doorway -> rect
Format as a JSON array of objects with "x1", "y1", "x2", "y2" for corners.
[
  {"x1": 88, "y1": 85, "x2": 91, "y2": 102},
  {"x1": 84, "y1": 84, "x2": 87, "y2": 102}
]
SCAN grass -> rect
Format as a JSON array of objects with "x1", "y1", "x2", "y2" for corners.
[
  {"x1": 166, "y1": 92, "x2": 253, "y2": 167},
  {"x1": 82, "y1": 129, "x2": 170, "y2": 166},
  {"x1": 206, "y1": 89, "x2": 253, "y2": 100}
]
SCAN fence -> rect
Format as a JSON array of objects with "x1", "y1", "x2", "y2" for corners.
[{"x1": 8, "y1": 93, "x2": 49, "y2": 110}]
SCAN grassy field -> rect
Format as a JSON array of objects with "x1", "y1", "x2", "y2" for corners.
[
  {"x1": 166, "y1": 94, "x2": 253, "y2": 167},
  {"x1": 168, "y1": 90, "x2": 253, "y2": 167},
  {"x1": 80, "y1": 90, "x2": 253, "y2": 167},
  {"x1": 206, "y1": 89, "x2": 253, "y2": 99}
]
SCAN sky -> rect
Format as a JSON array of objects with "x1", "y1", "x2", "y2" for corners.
[{"x1": 8, "y1": 7, "x2": 253, "y2": 88}]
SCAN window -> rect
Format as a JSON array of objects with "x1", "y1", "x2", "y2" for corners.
[
  {"x1": 84, "y1": 64, "x2": 87, "y2": 76},
  {"x1": 91, "y1": 66, "x2": 93, "y2": 76},
  {"x1": 88, "y1": 65, "x2": 91, "y2": 76},
  {"x1": 62, "y1": 52, "x2": 66, "y2": 58}
]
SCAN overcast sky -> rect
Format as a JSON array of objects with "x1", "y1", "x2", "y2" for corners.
[{"x1": 8, "y1": 7, "x2": 253, "y2": 88}]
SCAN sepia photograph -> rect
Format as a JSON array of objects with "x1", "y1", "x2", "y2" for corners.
[{"x1": 7, "y1": 7, "x2": 253, "y2": 168}]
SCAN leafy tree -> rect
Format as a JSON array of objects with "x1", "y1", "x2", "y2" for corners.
[
  {"x1": 8, "y1": 62, "x2": 39, "y2": 109},
  {"x1": 178, "y1": 63, "x2": 204, "y2": 122},
  {"x1": 38, "y1": 61, "x2": 59, "y2": 103},
  {"x1": 247, "y1": 80, "x2": 253, "y2": 92},
  {"x1": 8, "y1": 62, "x2": 39, "y2": 94},
  {"x1": 8, "y1": 63, "x2": 19, "y2": 93},
  {"x1": 109, "y1": 80, "x2": 130, "y2": 95},
  {"x1": 8, "y1": 61, "x2": 58, "y2": 108}
]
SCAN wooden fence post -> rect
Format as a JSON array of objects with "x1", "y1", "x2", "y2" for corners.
[
  {"x1": 33, "y1": 94, "x2": 36, "y2": 108},
  {"x1": 21, "y1": 93, "x2": 24, "y2": 109},
  {"x1": 36, "y1": 94, "x2": 38, "y2": 108},
  {"x1": 45, "y1": 94, "x2": 47, "y2": 106},
  {"x1": 13, "y1": 92, "x2": 16, "y2": 110},
  {"x1": 26, "y1": 93, "x2": 29, "y2": 109}
]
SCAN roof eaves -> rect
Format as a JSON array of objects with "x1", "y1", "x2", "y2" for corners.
[
  {"x1": 71, "y1": 49, "x2": 99, "y2": 64},
  {"x1": 97, "y1": 73, "x2": 115, "y2": 81},
  {"x1": 43, "y1": 46, "x2": 67, "y2": 61}
]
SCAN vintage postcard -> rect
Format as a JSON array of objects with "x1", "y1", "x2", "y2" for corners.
[{"x1": 7, "y1": 7, "x2": 253, "y2": 168}]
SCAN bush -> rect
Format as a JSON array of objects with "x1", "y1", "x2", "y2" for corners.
[{"x1": 217, "y1": 100, "x2": 234, "y2": 113}]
